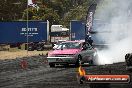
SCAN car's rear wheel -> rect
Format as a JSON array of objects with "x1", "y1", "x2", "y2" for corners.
[
  {"x1": 89, "y1": 60, "x2": 93, "y2": 65},
  {"x1": 49, "y1": 63, "x2": 55, "y2": 68},
  {"x1": 75, "y1": 55, "x2": 82, "y2": 67}
]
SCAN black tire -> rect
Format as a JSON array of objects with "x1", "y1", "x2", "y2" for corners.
[
  {"x1": 18, "y1": 45, "x2": 21, "y2": 49},
  {"x1": 28, "y1": 47, "x2": 34, "y2": 51},
  {"x1": 37, "y1": 47, "x2": 43, "y2": 51},
  {"x1": 89, "y1": 60, "x2": 93, "y2": 65},
  {"x1": 75, "y1": 55, "x2": 82, "y2": 67},
  {"x1": 49, "y1": 63, "x2": 55, "y2": 68}
]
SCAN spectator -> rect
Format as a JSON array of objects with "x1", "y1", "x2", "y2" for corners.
[{"x1": 85, "y1": 34, "x2": 90, "y2": 42}]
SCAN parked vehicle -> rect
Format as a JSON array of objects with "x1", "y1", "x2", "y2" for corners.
[
  {"x1": 0, "y1": 20, "x2": 49, "y2": 50},
  {"x1": 47, "y1": 40, "x2": 98, "y2": 67},
  {"x1": 50, "y1": 25, "x2": 69, "y2": 43},
  {"x1": 51, "y1": 25, "x2": 63, "y2": 32},
  {"x1": 50, "y1": 31, "x2": 69, "y2": 43},
  {"x1": 70, "y1": 20, "x2": 85, "y2": 41}
]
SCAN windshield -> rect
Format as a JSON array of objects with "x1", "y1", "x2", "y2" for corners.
[{"x1": 56, "y1": 42, "x2": 81, "y2": 50}]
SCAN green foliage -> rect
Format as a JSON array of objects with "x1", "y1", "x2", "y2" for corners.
[
  {"x1": 0, "y1": 0, "x2": 98, "y2": 26},
  {"x1": 22, "y1": 7, "x2": 60, "y2": 24},
  {"x1": 0, "y1": 0, "x2": 26, "y2": 21}
]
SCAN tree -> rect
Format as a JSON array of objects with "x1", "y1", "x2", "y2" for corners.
[
  {"x1": 22, "y1": 7, "x2": 60, "y2": 24},
  {"x1": 0, "y1": 0, "x2": 26, "y2": 21},
  {"x1": 0, "y1": 0, "x2": 98, "y2": 27}
]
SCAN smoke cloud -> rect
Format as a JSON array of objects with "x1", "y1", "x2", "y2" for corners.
[{"x1": 94, "y1": 0, "x2": 132, "y2": 65}]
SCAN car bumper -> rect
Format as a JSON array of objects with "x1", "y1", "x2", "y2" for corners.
[{"x1": 47, "y1": 57, "x2": 76, "y2": 63}]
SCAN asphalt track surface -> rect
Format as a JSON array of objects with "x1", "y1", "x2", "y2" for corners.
[{"x1": 0, "y1": 56, "x2": 132, "y2": 88}]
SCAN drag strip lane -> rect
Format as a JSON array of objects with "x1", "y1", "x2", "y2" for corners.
[{"x1": 0, "y1": 66, "x2": 69, "y2": 88}]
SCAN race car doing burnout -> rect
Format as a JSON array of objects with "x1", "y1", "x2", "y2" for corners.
[{"x1": 47, "y1": 40, "x2": 98, "y2": 67}]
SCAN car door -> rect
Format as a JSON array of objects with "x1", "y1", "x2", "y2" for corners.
[{"x1": 80, "y1": 42, "x2": 94, "y2": 62}]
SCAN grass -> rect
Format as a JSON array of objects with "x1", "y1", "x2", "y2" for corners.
[{"x1": 0, "y1": 50, "x2": 50, "y2": 60}]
